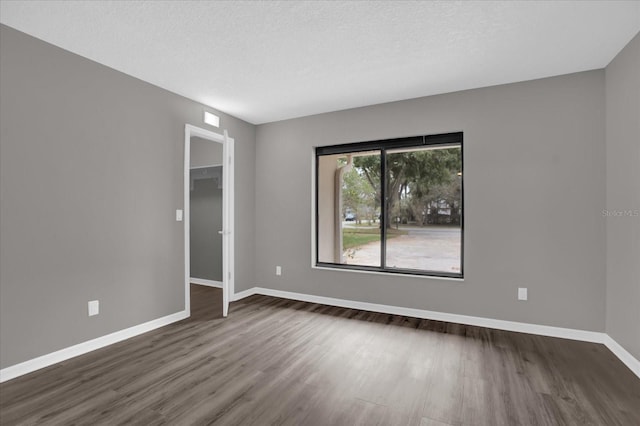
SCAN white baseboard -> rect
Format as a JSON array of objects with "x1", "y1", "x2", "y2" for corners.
[
  {"x1": 190, "y1": 277, "x2": 223, "y2": 288},
  {"x1": 603, "y1": 335, "x2": 640, "y2": 378},
  {"x1": 231, "y1": 287, "x2": 258, "y2": 301},
  {"x1": 0, "y1": 310, "x2": 189, "y2": 383},
  {"x1": 251, "y1": 287, "x2": 605, "y2": 343},
  {"x1": 4, "y1": 288, "x2": 638, "y2": 384},
  {"x1": 243, "y1": 286, "x2": 640, "y2": 379}
]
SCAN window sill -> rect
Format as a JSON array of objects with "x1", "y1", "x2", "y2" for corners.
[{"x1": 311, "y1": 264, "x2": 465, "y2": 282}]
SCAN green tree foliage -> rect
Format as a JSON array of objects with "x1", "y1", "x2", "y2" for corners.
[
  {"x1": 342, "y1": 166, "x2": 377, "y2": 223},
  {"x1": 350, "y1": 148, "x2": 461, "y2": 227}
]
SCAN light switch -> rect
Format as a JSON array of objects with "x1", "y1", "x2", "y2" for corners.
[{"x1": 176, "y1": 209, "x2": 183, "y2": 221}]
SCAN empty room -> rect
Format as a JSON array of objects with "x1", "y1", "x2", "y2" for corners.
[{"x1": 0, "y1": 1, "x2": 639, "y2": 425}]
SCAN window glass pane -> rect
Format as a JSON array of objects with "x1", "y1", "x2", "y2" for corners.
[
  {"x1": 385, "y1": 145, "x2": 462, "y2": 273},
  {"x1": 317, "y1": 151, "x2": 381, "y2": 267}
]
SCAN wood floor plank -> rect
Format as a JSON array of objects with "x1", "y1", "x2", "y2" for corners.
[{"x1": 1, "y1": 285, "x2": 639, "y2": 425}]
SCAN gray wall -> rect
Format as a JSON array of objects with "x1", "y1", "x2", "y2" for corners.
[
  {"x1": 190, "y1": 176, "x2": 223, "y2": 282},
  {"x1": 605, "y1": 32, "x2": 640, "y2": 360},
  {"x1": 0, "y1": 24, "x2": 256, "y2": 368},
  {"x1": 191, "y1": 136, "x2": 223, "y2": 168},
  {"x1": 255, "y1": 70, "x2": 606, "y2": 332}
]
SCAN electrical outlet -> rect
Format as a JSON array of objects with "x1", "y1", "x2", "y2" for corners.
[
  {"x1": 276, "y1": 266, "x2": 282, "y2": 276},
  {"x1": 88, "y1": 300, "x2": 99, "y2": 316},
  {"x1": 518, "y1": 288, "x2": 528, "y2": 301}
]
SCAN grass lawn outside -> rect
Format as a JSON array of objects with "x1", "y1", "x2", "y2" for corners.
[{"x1": 342, "y1": 227, "x2": 407, "y2": 250}]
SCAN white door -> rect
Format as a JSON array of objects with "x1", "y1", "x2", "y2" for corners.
[{"x1": 221, "y1": 130, "x2": 234, "y2": 316}]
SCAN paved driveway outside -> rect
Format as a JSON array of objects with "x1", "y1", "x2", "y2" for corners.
[{"x1": 345, "y1": 226, "x2": 461, "y2": 273}]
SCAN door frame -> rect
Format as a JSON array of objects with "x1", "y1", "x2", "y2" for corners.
[{"x1": 184, "y1": 124, "x2": 234, "y2": 317}]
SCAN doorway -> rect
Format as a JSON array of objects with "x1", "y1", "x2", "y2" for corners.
[
  {"x1": 184, "y1": 124, "x2": 234, "y2": 317},
  {"x1": 190, "y1": 158, "x2": 223, "y2": 287}
]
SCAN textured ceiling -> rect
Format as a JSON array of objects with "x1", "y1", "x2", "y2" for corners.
[{"x1": 1, "y1": 1, "x2": 639, "y2": 124}]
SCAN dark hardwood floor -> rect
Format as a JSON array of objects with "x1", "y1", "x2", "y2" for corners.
[{"x1": 1, "y1": 285, "x2": 639, "y2": 425}]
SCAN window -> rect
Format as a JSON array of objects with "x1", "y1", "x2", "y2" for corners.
[{"x1": 315, "y1": 133, "x2": 463, "y2": 278}]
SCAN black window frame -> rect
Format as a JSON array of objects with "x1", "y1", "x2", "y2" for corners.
[{"x1": 315, "y1": 132, "x2": 464, "y2": 279}]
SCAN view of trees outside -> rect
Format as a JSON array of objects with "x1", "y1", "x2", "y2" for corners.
[
  {"x1": 340, "y1": 151, "x2": 381, "y2": 265},
  {"x1": 341, "y1": 145, "x2": 462, "y2": 273}
]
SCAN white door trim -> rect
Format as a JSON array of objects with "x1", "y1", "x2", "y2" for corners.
[{"x1": 184, "y1": 124, "x2": 234, "y2": 317}]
